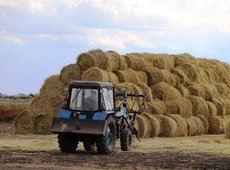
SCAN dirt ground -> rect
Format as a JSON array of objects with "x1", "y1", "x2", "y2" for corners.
[{"x1": 0, "y1": 122, "x2": 230, "y2": 170}]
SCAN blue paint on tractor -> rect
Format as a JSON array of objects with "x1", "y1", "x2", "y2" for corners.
[
  {"x1": 79, "y1": 114, "x2": 86, "y2": 120},
  {"x1": 58, "y1": 109, "x2": 71, "y2": 118},
  {"x1": 93, "y1": 112, "x2": 107, "y2": 120}
]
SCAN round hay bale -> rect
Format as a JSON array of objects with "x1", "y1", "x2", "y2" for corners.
[
  {"x1": 60, "y1": 64, "x2": 82, "y2": 85},
  {"x1": 168, "y1": 114, "x2": 187, "y2": 136},
  {"x1": 211, "y1": 97, "x2": 226, "y2": 116},
  {"x1": 77, "y1": 49, "x2": 106, "y2": 71},
  {"x1": 166, "y1": 97, "x2": 192, "y2": 118},
  {"x1": 45, "y1": 96, "x2": 63, "y2": 117},
  {"x1": 77, "y1": 49, "x2": 127, "y2": 71},
  {"x1": 156, "y1": 115, "x2": 177, "y2": 137},
  {"x1": 142, "y1": 67, "x2": 163, "y2": 86},
  {"x1": 186, "y1": 95, "x2": 210, "y2": 119},
  {"x1": 33, "y1": 114, "x2": 53, "y2": 134},
  {"x1": 208, "y1": 116, "x2": 224, "y2": 134},
  {"x1": 151, "y1": 82, "x2": 181, "y2": 101},
  {"x1": 31, "y1": 95, "x2": 63, "y2": 117},
  {"x1": 142, "y1": 113, "x2": 161, "y2": 137},
  {"x1": 81, "y1": 67, "x2": 119, "y2": 84},
  {"x1": 146, "y1": 100, "x2": 167, "y2": 115},
  {"x1": 203, "y1": 83, "x2": 221, "y2": 99},
  {"x1": 40, "y1": 75, "x2": 65, "y2": 98},
  {"x1": 104, "y1": 51, "x2": 124, "y2": 71},
  {"x1": 223, "y1": 115, "x2": 230, "y2": 127},
  {"x1": 31, "y1": 96, "x2": 44, "y2": 113},
  {"x1": 215, "y1": 83, "x2": 230, "y2": 99},
  {"x1": 173, "y1": 53, "x2": 198, "y2": 67},
  {"x1": 117, "y1": 54, "x2": 128, "y2": 70},
  {"x1": 187, "y1": 83, "x2": 208, "y2": 100},
  {"x1": 160, "y1": 70, "x2": 178, "y2": 87},
  {"x1": 124, "y1": 54, "x2": 149, "y2": 70},
  {"x1": 170, "y1": 73, "x2": 180, "y2": 87},
  {"x1": 172, "y1": 63, "x2": 199, "y2": 85},
  {"x1": 185, "y1": 116, "x2": 199, "y2": 136},
  {"x1": 114, "y1": 69, "x2": 148, "y2": 84},
  {"x1": 145, "y1": 54, "x2": 175, "y2": 71},
  {"x1": 223, "y1": 99, "x2": 230, "y2": 115},
  {"x1": 115, "y1": 82, "x2": 144, "y2": 96},
  {"x1": 225, "y1": 120, "x2": 230, "y2": 139},
  {"x1": 196, "y1": 114, "x2": 209, "y2": 134},
  {"x1": 177, "y1": 84, "x2": 190, "y2": 97},
  {"x1": 14, "y1": 110, "x2": 34, "y2": 134},
  {"x1": 203, "y1": 68, "x2": 217, "y2": 84},
  {"x1": 187, "y1": 83, "x2": 220, "y2": 101},
  {"x1": 134, "y1": 115, "x2": 149, "y2": 138},
  {"x1": 136, "y1": 82, "x2": 153, "y2": 103},
  {"x1": 197, "y1": 68, "x2": 210, "y2": 83},
  {"x1": 172, "y1": 68, "x2": 188, "y2": 85},
  {"x1": 140, "y1": 113, "x2": 152, "y2": 138},
  {"x1": 142, "y1": 67, "x2": 178, "y2": 87},
  {"x1": 206, "y1": 101, "x2": 217, "y2": 116},
  {"x1": 193, "y1": 116, "x2": 205, "y2": 135}
]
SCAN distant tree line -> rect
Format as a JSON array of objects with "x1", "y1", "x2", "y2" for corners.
[{"x1": 0, "y1": 93, "x2": 37, "y2": 100}]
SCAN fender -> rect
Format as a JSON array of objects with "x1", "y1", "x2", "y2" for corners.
[{"x1": 92, "y1": 112, "x2": 108, "y2": 120}]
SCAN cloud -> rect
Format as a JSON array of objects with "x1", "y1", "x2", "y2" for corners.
[
  {"x1": 33, "y1": 28, "x2": 155, "y2": 49},
  {"x1": 0, "y1": 9, "x2": 7, "y2": 20},
  {"x1": 0, "y1": 0, "x2": 57, "y2": 14},
  {"x1": 34, "y1": 33, "x2": 81, "y2": 41},
  {"x1": 3, "y1": 35, "x2": 29, "y2": 45},
  {"x1": 59, "y1": 0, "x2": 230, "y2": 33},
  {"x1": 63, "y1": 0, "x2": 85, "y2": 8},
  {"x1": 0, "y1": 28, "x2": 29, "y2": 45},
  {"x1": 1, "y1": 0, "x2": 230, "y2": 32}
]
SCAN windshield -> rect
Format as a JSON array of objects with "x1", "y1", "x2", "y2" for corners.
[{"x1": 69, "y1": 88, "x2": 99, "y2": 111}]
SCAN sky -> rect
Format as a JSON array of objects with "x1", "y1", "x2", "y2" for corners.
[{"x1": 0, "y1": 0, "x2": 230, "y2": 95}]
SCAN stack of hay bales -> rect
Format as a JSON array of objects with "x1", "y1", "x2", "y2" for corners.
[
  {"x1": 15, "y1": 72, "x2": 80, "y2": 134},
  {"x1": 14, "y1": 49, "x2": 230, "y2": 138}
]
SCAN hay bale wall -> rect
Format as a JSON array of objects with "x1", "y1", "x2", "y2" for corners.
[
  {"x1": 14, "y1": 49, "x2": 230, "y2": 137},
  {"x1": 225, "y1": 120, "x2": 230, "y2": 139}
]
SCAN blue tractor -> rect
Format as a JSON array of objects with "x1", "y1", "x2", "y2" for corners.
[{"x1": 51, "y1": 81, "x2": 145, "y2": 154}]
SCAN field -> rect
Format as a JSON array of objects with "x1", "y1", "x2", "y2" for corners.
[
  {"x1": 0, "y1": 122, "x2": 230, "y2": 169},
  {"x1": 0, "y1": 99, "x2": 30, "y2": 122}
]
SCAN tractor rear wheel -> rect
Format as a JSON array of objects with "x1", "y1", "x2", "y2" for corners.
[
  {"x1": 57, "y1": 133, "x2": 78, "y2": 153},
  {"x1": 120, "y1": 128, "x2": 132, "y2": 151},
  {"x1": 95, "y1": 117, "x2": 116, "y2": 154}
]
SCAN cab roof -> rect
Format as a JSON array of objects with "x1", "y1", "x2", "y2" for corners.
[{"x1": 70, "y1": 81, "x2": 114, "y2": 88}]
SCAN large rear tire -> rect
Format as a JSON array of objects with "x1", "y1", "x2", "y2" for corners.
[
  {"x1": 120, "y1": 128, "x2": 132, "y2": 151},
  {"x1": 95, "y1": 117, "x2": 116, "y2": 154},
  {"x1": 57, "y1": 133, "x2": 78, "y2": 153}
]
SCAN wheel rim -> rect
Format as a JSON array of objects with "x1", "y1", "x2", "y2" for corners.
[{"x1": 106, "y1": 125, "x2": 112, "y2": 146}]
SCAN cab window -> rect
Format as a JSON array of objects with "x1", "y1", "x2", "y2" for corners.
[{"x1": 101, "y1": 88, "x2": 114, "y2": 111}]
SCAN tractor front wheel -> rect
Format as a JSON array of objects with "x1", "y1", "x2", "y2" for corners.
[
  {"x1": 120, "y1": 128, "x2": 132, "y2": 151},
  {"x1": 95, "y1": 117, "x2": 116, "y2": 154},
  {"x1": 57, "y1": 133, "x2": 78, "y2": 153}
]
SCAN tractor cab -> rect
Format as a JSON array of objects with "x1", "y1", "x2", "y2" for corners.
[
  {"x1": 58, "y1": 81, "x2": 115, "y2": 119},
  {"x1": 68, "y1": 81, "x2": 114, "y2": 113}
]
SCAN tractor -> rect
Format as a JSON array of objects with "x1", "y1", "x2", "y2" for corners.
[{"x1": 51, "y1": 81, "x2": 146, "y2": 154}]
